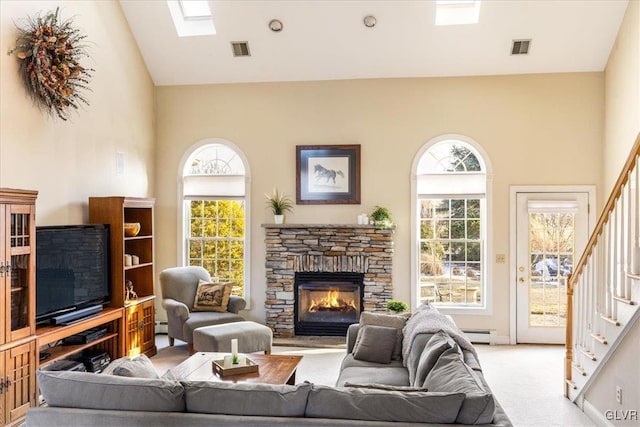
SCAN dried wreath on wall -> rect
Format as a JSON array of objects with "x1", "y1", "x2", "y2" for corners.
[{"x1": 7, "y1": 7, "x2": 93, "y2": 121}]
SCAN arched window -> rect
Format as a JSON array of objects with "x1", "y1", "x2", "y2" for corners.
[
  {"x1": 412, "y1": 135, "x2": 491, "y2": 312},
  {"x1": 180, "y1": 140, "x2": 251, "y2": 300}
]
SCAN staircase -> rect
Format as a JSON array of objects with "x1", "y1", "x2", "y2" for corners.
[{"x1": 565, "y1": 134, "x2": 640, "y2": 404}]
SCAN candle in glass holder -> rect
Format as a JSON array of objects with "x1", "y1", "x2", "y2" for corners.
[{"x1": 231, "y1": 338, "x2": 238, "y2": 357}]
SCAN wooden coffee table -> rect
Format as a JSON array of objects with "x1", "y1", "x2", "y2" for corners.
[{"x1": 169, "y1": 352, "x2": 303, "y2": 385}]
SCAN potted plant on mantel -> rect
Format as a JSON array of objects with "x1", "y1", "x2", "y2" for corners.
[
  {"x1": 371, "y1": 206, "x2": 393, "y2": 228},
  {"x1": 265, "y1": 188, "x2": 294, "y2": 224}
]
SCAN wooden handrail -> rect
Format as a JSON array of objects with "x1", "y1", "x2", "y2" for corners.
[
  {"x1": 569, "y1": 133, "x2": 640, "y2": 291},
  {"x1": 565, "y1": 132, "x2": 640, "y2": 397}
]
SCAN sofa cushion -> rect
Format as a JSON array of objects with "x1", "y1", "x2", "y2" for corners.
[
  {"x1": 102, "y1": 354, "x2": 159, "y2": 379},
  {"x1": 336, "y1": 366, "x2": 409, "y2": 387},
  {"x1": 352, "y1": 325, "x2": 397, "y2": 364},
  {"x1": 36, "y1": 370, "x2": 185, "y2": 412},
  {"x1": 358, "y1": 311, "x2": 409, "y2": 360},
  {"x1": 192, "y1": 279, "x2": 233, "y2": 312},
  {"x1": 182, "y1": 380, "x2": 310, "y2": 417},
  {"x1": 405, "y1": 332, "x2": 436, "y2": 384},
  {"x1": 413, "y1": 331, "x2": 457, "y2": 386},
  {"x1": 344, "y1": 382, "x2": 427, "y2": 392},
  {"x1": 424, "y1": 347, "x2": 496, "y2": 424},
  {"x1": 306, "y1": 384, "x2": 464, "y2": 423},
  {"x1": 340, "y1": 353, "x2": 405, "y2": 370}
]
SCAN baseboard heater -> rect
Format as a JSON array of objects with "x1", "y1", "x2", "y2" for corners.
[
  {"x1": 155, "y1": 321, "x2": 168, "y2": 334},
  {"x1": 462, "y1": 329, "x2": 496, "y2": 345}
]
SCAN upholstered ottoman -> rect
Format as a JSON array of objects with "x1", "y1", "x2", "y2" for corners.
[{"x1": 193, "y1": 321, "x2": 273, "y2": 354}]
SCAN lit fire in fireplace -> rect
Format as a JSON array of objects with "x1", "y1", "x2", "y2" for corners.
[{"x1": 308, "y1": 288, "x2": 357, "y2": 313}]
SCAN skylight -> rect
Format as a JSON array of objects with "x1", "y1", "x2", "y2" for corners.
[
  {"x1": 179, "y1": 0, "x2": 211, "y2": 20},
  {"x1": 435, "y1": 0, "x2": 481, "y2": 26},
  {"x1": 167, "y1": 0, "x2": 216, "y2": 37}
]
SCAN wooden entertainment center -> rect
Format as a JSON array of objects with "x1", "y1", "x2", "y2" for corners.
[{"x1": 0, "y1": 189, "x2": 157, "y2": 427}]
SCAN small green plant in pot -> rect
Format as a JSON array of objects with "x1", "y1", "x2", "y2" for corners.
[
  {"x1": 386, "y1": 300, "x2": 408, "y2": 314},
  {"x1": 371, "y1": 206, "x2": 393, "y2": 228},
  {"x1": 265, "y1": 188, "x2": 294, "y2": 224}
]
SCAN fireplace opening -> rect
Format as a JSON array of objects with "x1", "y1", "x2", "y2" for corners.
[{"x1": 294, "y1": 272, "x2": 364, "y2": 336}]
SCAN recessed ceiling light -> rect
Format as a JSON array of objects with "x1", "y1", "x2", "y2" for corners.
[
  {"x1": 363, "y1": 15, "x2": 377, "y2": 28},
  {"x1": 269, "y1": 19, "x2": 283, "y2": 32}
]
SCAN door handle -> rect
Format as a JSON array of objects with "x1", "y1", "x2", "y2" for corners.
[{"x1": 519, "y1": 277, "x2": 527, "y2": 283}]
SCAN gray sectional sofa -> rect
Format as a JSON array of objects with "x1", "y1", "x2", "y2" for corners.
[{"x1": 26, "y1": 306, "x2": 511, "y2": 426}]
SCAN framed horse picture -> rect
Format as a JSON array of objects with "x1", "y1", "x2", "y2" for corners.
[{"x1": 296, "y1": 144, "x2": 361, "y2": 204}]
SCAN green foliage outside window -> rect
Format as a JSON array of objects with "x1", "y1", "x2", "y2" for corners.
[
  {"x1": 188, "y1": 200, "x2": 245, "y2": 295},
  {"x1": 419, "y1": 198, "x2": 482, "y2": 304}
]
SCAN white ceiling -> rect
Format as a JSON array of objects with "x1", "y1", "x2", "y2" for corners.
[{"x1": 119, "y1": 0, "x2": 629, "y2": 86}]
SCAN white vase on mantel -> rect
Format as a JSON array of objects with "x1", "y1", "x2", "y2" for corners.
[{"x1": 274, "y1": 214, "x2": 284, "y2": 224}]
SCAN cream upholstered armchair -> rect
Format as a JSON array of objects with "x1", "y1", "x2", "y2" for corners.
[{"x1": 159, "y1": 266, "x2": 246, "y2": 352}]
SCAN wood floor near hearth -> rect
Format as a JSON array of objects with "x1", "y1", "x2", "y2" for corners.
[{"x1": 151, "y1": 335, "x2": 594, "y2": 426}]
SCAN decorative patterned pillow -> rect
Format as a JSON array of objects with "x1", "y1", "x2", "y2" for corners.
[{"x1": 192, "y1": 279, "x2": 233, "y2": 312}]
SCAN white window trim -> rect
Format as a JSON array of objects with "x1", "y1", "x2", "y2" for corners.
[
  {"x1": 411, "y1": 134, "x2": 493, "y2": 315},
  {"x1": 177, "y1": 138, "x2": 252, "y2": 308}
]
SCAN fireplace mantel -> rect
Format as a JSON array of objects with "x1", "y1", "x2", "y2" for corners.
[{"x1": 263, "y1": 223, "x2": 394, "y2": 338}]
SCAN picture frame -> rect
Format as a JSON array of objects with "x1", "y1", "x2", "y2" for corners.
[{"x1": 296, "y1": 144, "x2": 361, "y2": 204}]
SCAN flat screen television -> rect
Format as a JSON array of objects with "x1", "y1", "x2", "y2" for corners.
[{"x1": 36, "y1": 224, "x2": 111, "y2": 324}]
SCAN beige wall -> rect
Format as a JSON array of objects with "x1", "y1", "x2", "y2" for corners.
[
  {"x1": 604, "y1": 0, "x2": 640, "y2": 193},
  {"x1": 586, "y1": 1, "x2": 640, "y2": 420},
  {"x1": 155, "y1": 73, "x2": 604, "y2": 336},
  {"x1": 0, "y1": 1, "x2": 155, "y2": 224}
]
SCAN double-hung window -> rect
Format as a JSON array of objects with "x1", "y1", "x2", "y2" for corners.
[
  {"x1": 181, "y1": 142, "x2": 249, "y2": 298},
  {"x1": 414, "y1": 138, "x2": 490, "y2": 311}
]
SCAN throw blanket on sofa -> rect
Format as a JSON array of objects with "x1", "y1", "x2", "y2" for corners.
[{"x1": 402, "y1": 304, "x2": 478, "y2": 366}]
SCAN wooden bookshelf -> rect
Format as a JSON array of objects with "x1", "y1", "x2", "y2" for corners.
[{"x1": 89, "y1": 197, "x2": 157, "y2": 357}]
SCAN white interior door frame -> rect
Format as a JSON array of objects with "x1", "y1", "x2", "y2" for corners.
[{"x1": 509, "y1": 185, "x2": 596, "y2": 344}]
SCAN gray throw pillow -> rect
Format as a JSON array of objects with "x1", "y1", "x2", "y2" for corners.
[
  {"x1": 424, "y1": 347, "x2": 496, "y2": 424},
  {"x1": 353, "y1": 325, "x2": 397, "y2": 364},
  {"x1": 306, "y1": 384, "x2": 464, "y2": 423},
  {"x1": 182, "y1": 380, "x2": 311, "y2": 417},
  {"x1": 102, "y1": 354, "x2": 159, "y2": 379},
  {"x1": 413, "y1": 331, "x2": 457, "y2": 386},
  {"x1": 358, "y1": 311, "x2": 409, "y2": 360},
  {"x1": 36, "y1": 370, "x2": 185, "y2": 412}
]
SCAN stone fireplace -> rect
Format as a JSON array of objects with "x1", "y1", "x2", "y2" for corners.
[{"x1": 263, "y1": 224, "x2": 394, "y2": 338}]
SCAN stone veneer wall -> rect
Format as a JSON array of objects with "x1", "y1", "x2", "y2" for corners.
[{"x1": 263, "y1": 224, "x2": 394, "y2": 338}]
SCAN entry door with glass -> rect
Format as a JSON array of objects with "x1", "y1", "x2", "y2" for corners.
[{"x1": 516, "y1": 192, "x2": 590, "y2": 344}]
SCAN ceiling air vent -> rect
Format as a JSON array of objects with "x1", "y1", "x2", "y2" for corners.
[
  {"x1": 511, "y1": 39, "x2": 531, "y2": 55},
  {"x1": 231, "y1": 41, "x2": 251, "y2": 57}
]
